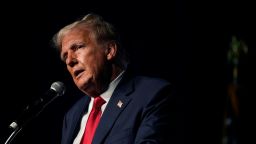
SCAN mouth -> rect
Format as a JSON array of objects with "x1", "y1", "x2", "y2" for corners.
[{"x1": 74, "y1": 69, "x2": 84, "y2": 78}]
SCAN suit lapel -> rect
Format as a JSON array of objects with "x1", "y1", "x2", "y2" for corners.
[
  {"x1": 92, "y1": 73, "x2": 134, "y2": 144},
  {"x1": 68, "y1": 96, "x2": 91, "y2": 143}
]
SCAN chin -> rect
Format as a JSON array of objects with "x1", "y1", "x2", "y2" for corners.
[
  {"x1": 77, "y1": 79, "x2": 91, "y2": 91},
  {"x1": 77, "y1": 80, "x2": 86, "y2": 88}
]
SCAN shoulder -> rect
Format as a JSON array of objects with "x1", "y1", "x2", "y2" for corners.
[
  {"x1": 133, "y1": 76, "x2": 175, "y2": 109},
  {"x1": 133, "y1": 75, "x2": 171, "y2": 90},
  {"x1": 121, "y1": 75, "x2": 174, "y2": 103},
  {"x1": 134, "y1": 75, "x2": 170, "y2": 84},
  {"x1": 122, "y1": 65, "x2": 171, "y2": 89}
]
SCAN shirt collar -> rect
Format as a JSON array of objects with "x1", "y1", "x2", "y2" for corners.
[{"x1": 100, "y1": 70, "x2": 125, "y2": 103}]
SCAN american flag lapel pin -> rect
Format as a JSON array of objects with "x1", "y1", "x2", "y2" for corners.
[{"x1": 117, "y1": 100, "x2": 123, "y2": 108}]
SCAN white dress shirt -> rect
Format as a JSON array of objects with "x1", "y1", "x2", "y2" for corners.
[{"x1": 73, "y1": 71, "x2": 125, "y2": 144}]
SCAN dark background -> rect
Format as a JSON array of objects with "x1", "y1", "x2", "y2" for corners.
[{"x1": 0, "y1": 0, "x2": 250, "y2": 144}]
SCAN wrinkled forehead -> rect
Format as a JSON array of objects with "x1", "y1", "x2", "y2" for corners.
[{"x1": 61, "y1": 25, "x2": 95, "y2": 43}]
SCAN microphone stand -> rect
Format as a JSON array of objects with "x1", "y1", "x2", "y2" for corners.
[
  {"x1": 4, "y1": 81, "x2": 65, "y2": 144},
  {"x1": 4, "y1": 125, "x2": 22, "y2": 144},
  {"x1": 4, "y1": 95, "x2": 59, "y2": 144},
  {"x1": 4, "y1": 108, "x2": 40, "y2": 144}
]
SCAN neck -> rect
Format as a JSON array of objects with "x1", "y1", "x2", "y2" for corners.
[{"x1": 111, "y1": 65, "x2": 123, "y2": 82}]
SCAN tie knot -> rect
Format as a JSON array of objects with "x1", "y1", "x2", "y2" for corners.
[{"x1": 93, "y1": 96, "x2": 106, "y2": 109}]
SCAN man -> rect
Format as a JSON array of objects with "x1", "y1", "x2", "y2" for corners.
[{"x1": 52, "y1": 13, "x2": 176, "y2": 144}]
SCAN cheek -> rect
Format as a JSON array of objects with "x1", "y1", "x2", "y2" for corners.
[
  {"x1": 79, "y1": 49, "x2": 107, "y2": 72},
  {"x1": 87, "y1": 53, "x2": 105, "y2": 67}
]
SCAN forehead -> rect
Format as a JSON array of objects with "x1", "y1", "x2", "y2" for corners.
[
  {"x1": 66, "y1": 26, "x2": 91, "y2": 38},
  {"x1": 62, "y1": 26, "x2": 93, "y2": 43}
]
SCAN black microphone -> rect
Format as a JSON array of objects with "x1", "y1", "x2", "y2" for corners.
[{"x1": 8, "y1": 81, "x2": 66, "y2": 130}]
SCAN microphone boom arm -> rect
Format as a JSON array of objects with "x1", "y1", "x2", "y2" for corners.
[{"x1": 4, "y1": 81, "x2": 65, "y2": 144}]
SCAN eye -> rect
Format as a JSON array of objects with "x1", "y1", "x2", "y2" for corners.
[
  {"x1": 77, "y1": 44, "x2": 85, "y2": 49},
  {"x1": 72, "y1": 43, "x2": 85, "y2": 51},
  {"x1": 60, "y1": 43, "x2": 86, "y2": 62}
]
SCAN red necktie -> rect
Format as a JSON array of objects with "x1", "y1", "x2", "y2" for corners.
[{"x1": 81, "y1": 96, "x2": 106, "y2": 144}]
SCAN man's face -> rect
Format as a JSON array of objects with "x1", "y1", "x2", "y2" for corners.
[{"x1": 60, "y1": 27, "x2": 110, "y2": 97}]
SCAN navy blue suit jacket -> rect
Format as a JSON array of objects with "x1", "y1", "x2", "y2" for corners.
[{"x1": 61, "y1": 70, "x2": 176, "y2": 144}]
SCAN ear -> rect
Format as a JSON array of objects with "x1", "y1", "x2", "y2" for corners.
[{"x1": 105, "y1": 41, "x2": 117, "y2": 60}]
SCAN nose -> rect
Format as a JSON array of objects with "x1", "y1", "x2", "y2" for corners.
[{"x1": 66, "y1": 53, "x2": 78, "y2": 67}]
